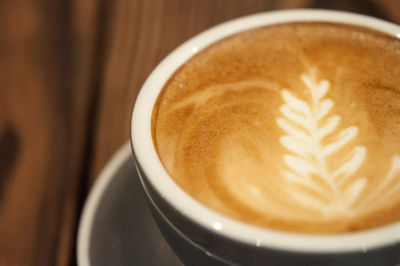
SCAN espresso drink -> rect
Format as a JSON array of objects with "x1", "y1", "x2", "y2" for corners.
[{"x1": 152, "y1": 22, "x2": 400, "y2": 233}]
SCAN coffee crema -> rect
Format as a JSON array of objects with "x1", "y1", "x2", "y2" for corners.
[{"x1": 152, "y1": 22, "x2": 400, "y2": 233}]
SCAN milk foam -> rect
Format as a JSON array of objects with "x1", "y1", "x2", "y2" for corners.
[
  {"x1": 153, "y1": 22, "x2": 400, "y2": 233},
  {"x1": 278, "y1": 71, "x2": 400, "y2": 217}
]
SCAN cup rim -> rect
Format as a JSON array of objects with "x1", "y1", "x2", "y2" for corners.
[{"x1": 131, "y1": 9, "x2": 400, "y2": 253}]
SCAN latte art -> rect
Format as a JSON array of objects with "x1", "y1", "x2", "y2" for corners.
[
  {"x1": 153, "y1": 22, "x2": 400, "y2": 233},
  {"x1": 278, "y1": 70, "x2": 400, "y2": 217}
]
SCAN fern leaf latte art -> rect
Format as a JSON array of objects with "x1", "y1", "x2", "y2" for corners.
[
  {"x1": 278, "y1": 71, "x2": 400, "y2": 217},
  {"x1": 152, "y1": 22, "x2": 400, "y2": 233}
]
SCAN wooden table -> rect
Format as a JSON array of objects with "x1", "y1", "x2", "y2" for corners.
[{"x1": 1, "y1": 0, "x2": 399, "y2": 265}]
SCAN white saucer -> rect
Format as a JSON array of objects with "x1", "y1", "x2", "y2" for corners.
[{"x1": 77, "y1": 142, "x2": 182, "y2": 266}]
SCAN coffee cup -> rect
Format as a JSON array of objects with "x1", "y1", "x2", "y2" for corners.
[{"x1": 131, "y1": 9, "x2": 400, "y2": 265}]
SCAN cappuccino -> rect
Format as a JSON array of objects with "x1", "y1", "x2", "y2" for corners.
[{"x1": 152, "y1": 22, "x2": 400, "y2": 233}]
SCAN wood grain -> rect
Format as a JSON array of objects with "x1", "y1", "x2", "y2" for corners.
[
  {"x1": 0, "y1": 0, "x2": 399, "y2": 265},
  {"x1": 0, "y1": 0, "x2": 100, "y2": 265}
]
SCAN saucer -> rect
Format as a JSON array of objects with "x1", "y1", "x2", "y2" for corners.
[
  {"x1": 77, "y1": 142, "x2": 400, "y2": 266},
  {"x1": 77, "y1": 142, "x2": 182, "y2": 266}
]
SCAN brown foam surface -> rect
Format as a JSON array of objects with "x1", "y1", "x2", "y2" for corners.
[{"x1": 152, "y1": 22, "x2": 400, "y2": 233}]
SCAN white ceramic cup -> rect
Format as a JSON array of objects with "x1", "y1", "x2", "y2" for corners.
[{"x1": 131, "y1": 9, "x2": 400, "y2": 266}]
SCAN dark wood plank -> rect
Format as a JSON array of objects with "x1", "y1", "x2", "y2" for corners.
[
  {"x1": 379, "y1": 0, "x2": 400, "y2": 23},
  {"x1": 0, "y1": 0, "x2": 101, "y2": 265},
  {"x1": 56, "y1": 1, "x2": 104, "y2": 265}
]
